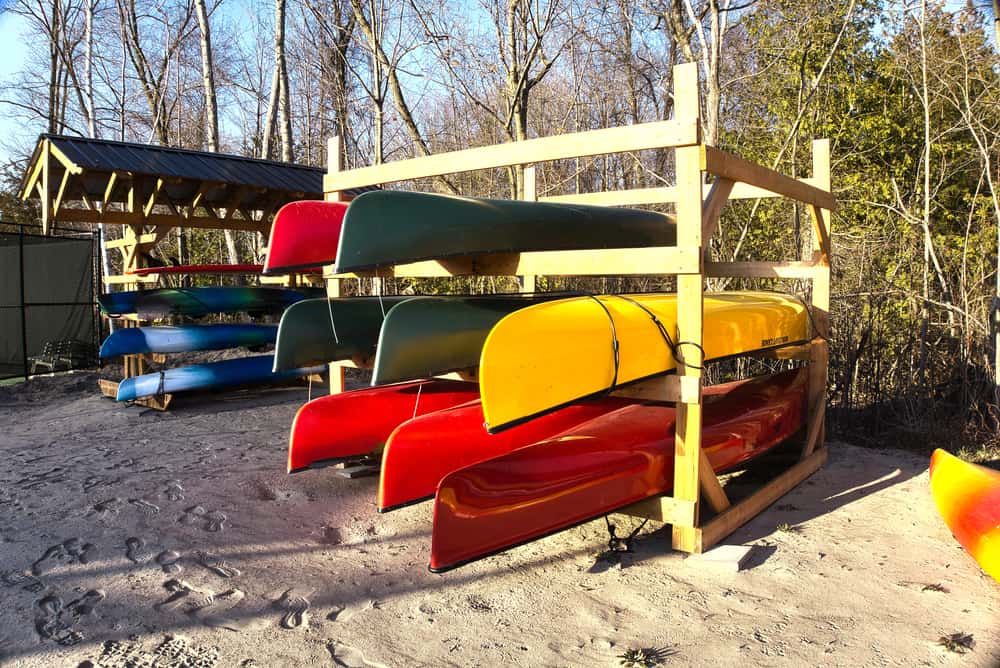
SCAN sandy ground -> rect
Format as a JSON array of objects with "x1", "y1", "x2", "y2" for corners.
[{"x1": 0, "y1": 371, "x2": 997, "y2": 668}]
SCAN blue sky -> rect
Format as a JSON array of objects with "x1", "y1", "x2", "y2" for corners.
[{"x1": 0, "y1": 6, "x2": 29, "y2": 166}]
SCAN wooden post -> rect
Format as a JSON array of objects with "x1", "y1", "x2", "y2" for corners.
[
  {"x1": 40, "y1": 140, "x2": 51, "y2": 235},
  {"x1": 809, "y1": 139, "x2": 832, "y2": 449},
  {"x1": 326, "y1": 136, "x2": 348, "y2": 395},
  {"x1": 520, "y1": 166, "x2": 538, "y2": 293},
  {"x1": 671, "y1": 62, "x2": 706, "y2": 553}
]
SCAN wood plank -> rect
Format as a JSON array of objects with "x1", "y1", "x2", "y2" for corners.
[
  {"x1": 704, "y1": 145, "x2": 837, "y2": 211},
  {"x1": 540, "y1": 187, "x2": 679, "y2": 207},
  {"x1": 103, "y1": 274, "x2": 159, "y2": 285},
  {"x1": 610, "y1": 374, "x2": 701, "y2": 403},
  {"x1": 699, "y1": 447, "x2": 731, "y2": 513},
  {"x1": 704, "y1": 261, "x2": 819, "y2": 279},
  {"x1": 47, "y1": 142, "x2": 84, "y2": 174},
  {"x1": 41, "y1": 140, "x2": 50, "y2": 234},
  {"x1": 701, "y1": 177, "x2": 735, "y2": 243},
  {"x1": 143, "y1": 178, "x2": 164, "y2": 217},
  {"x1": 324, "y1": 119, "x2": 699, "y2": 192},
  {"x1": 54, "y1": 209, "x2": 268, "y2": 232},
  {"x1": 52, "y1": 168, "x2": 72, "y2": 215},
  {"x1": 618, "y1": 495, "x2": 697, "y2": 526},
  {"x1": 332, "y1": 246, "x2": 701, "y2": 279},
  {"x1": 671, "y1": 139, "x2": 705, "y2": 553},
  {"x1": 103, "y1": 172, "x2": 119, "y2": 208},
  {"x1": 803, "y1": 339, "x2": 828, "y2": 457},
  {"x1": 697, "y1": 447, "x2": 828, "y2": 552}
]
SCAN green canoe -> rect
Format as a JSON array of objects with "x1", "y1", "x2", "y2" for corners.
[
  {"x1": 334, "y1": 191, "x2": 676, "y2": 273},
  {"x1": 371, "y1": 294, "x2": 568, "y2": 385},
  {"x1": 273, "y1": 296, "x2": 409, "y2": 372}
]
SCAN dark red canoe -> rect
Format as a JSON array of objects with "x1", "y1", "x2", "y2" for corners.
[
  {"x1": 429, "y1": 368, "x2": 808, "y2": 572},
  {"x1": 287, "y1": 379, "x2": 479, "y2": 473},
  {"x1": 378, "y1": 396, "x2": 639, "y2": 512},
  {"x1": 264, "y1": 200, "x2": 347, "y2": 274}
]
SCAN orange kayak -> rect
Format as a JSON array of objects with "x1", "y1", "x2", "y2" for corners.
[{"x1": 929, "y1": 449, "x2": 1000, "y2": 582}]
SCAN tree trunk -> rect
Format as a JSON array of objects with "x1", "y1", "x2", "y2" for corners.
[
  {"x1": 195, "y1": 0, "x2": 219, "y2": 151},
  {"x1": 276, "y1": 0, "x2": 293, "y2": 162}
]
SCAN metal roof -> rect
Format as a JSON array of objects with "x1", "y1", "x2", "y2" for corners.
[{"x1": 23, "y1": 134, "x2": 326, "y2": 195}]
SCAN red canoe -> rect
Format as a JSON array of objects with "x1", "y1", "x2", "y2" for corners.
[
  {"x1": 264, "y1": 200, "x2": 348, "y2": 274},
  {"x1": 378, "y1": 396, "x2": 639, "y2": 512},
  {"x1": 287, "y1": 379, "x2": 479, "y2": 473},
  {"x1": 430, "y1": 368, "x2": 808, "y2": 572},
  {"x1": 128, "y1": 264, "x2": 265, "y2": 276}
]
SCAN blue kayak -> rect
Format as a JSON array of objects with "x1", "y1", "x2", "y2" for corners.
[
  {"x1": 98, "y1": 286, "x2": 323, "y2": 319},
  {"x1": 115, "y1": 354, "x2": 325, "y2": 401},
  {"x1": 100, "y1": 324, "x2": 278, "y2": 358}
]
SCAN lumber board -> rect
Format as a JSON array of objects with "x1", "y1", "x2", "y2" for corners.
[
  {"x1": 619, "y1": 496, "x2": 697, "y2": 526},
  {"x1": 54, "y1": 209, "x2": 269, "y2": 232},
  {"x1": 699, "y1": 447, "x2": 732, "y2": 512},
  {"x1": 324, "y1": 119, "x2": 699, "y2": 192},
  {"x1": 697, "y1": 447, "x2": 828, "y2": 552},
  {"x1": 704, "y1": 145, "x2": 837, "y2": 212},
  {"x1": 331, "y1": 246, "x2": 701, "y2": 279},
  {"x1": 97, "y1": 378, "x2": 172, "y2": 410},
  {"x1": 671, "y1": 139, "x2": 705, "y2": 553},
  {"x1": 701, "y1": 177, "x2": 735, "y2": 243},
  {"x1": 536, "y1": 180, "x2": 821, "y2": 208},
  {"x1": 704, "y1": 261, "x2": 820, "y2": 279}
]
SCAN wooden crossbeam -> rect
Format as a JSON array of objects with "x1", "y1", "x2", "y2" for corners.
[
  {"x1": 52, "y1": 168, "x2": 72, "y2": 215},
  {"x1": 331, "y1": 246, "x2": 701, "y2": 279},
  {"x1": 704, "y1": 145, "x2": 837, "y2": 212},
  {"x1": 54, "y1": 209, "x2": 268, "y2": 232},
  {"x1": 143, "y1": 178, "x2": 164, "y2": 217},
  {"x1": 701, "y1": 177, "x2": 735, "y2": 242},
  {"x1": 704, "y1": 261, "x2": 820, "y2": 279},
  {"x1": 324, "y1": 119, "x2": 699, "y2": 192}
]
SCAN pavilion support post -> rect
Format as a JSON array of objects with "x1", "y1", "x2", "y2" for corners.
[{"x1": 40, "y1": 140, "x2": 51, "y2": 235}]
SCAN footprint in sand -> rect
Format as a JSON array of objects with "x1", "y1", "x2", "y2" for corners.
[
  {"x1": 178, "y1": 505, "x2": 207, "y2": 526},
  {"x1": 205, "y1": 511, "x2": 228, "y2": 532},
  {"x1": 195, "y1": 551, "x2": 240, "y2": 578},
  {"x1": 67, "y1": 589, "x2": 105, "y2": 617},
  {"x1": 89, "y1": 497, "x2": 124, "y2": 520},
  {"x1": 327, "y1": 641, "x2": 388, "y2": 668},
  {"x1": 62, "y1": 537, "x2": 97, "y2": 565},
  {"x1": 33, "y1": 594, "x2": 84, "y2": 646},
  {"x1": 154, "y1": 579, "x2": 216, "y2": 614},
  {"x1": 274, "y1": 588, "x2": 311, "y2": 629},
  {"x1": 156, "y1": 550, "x2": 183, "y2": 574},
  {"x1": 1, "y1": 570, "x2": 44, "y2": 592},
  {"x1": 164, "y1": 481, "x2": 185, "y2": 502},
  {"x1": 125, "y1": 537, "x2": 150, "y2": 564},
  {"x1": 129, "y1": 498, "x2": 161, "y2": 516},
  {"x1": 31, "y1": 543, "x2": 66, "y2": 576}
]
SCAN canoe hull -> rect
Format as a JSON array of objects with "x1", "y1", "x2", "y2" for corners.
[
  {"x1": 98, "y1": 286, "x2": 321, "y2": 318},
  {"x1": 287, "y1": 380, "x2": 480, "y2": 473},
  {"x1": 929, "y1": 449, "x2": 1000, "y2": 582},
  {"x1": 430, "y1": 368, "x2": 808, "y2": 572},
  {"x1": 378, "y1": 396, "x2": 638, "y2": 511},
  {"x1": 99, "y1": 324, "x2": 277, "y2": 357},
  {"x1": 334, "y1": 191, "x2": 676, "y2": 273},
  {"x1": 264, "y1": 200, "x2": 348, "y2": 274},
  {"x1": 479, "y1": 291, "x2": 809, "y2": 432},
  {"x1": 273, "y1": 296, "x2": 408, "y2": 371},
  {"x1": 115, "y1": 354, "x2": 323, "y2": 402},
  {"x1": 372, "y1": 294, "x2": 566, "y2": 385}
]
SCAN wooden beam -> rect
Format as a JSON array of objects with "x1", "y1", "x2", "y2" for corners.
[
  {"x1": 103, "y1": 273, "x2": 159, "y2": 285},
  {"x1": 701, "y1": 177, "x2": 735, "y2": 243},
  {"x1": 53, "y1": 209, "x2": 268, "y2": 232},
  {"x1": 331, "y1": 246, "x2": 701, "y2": 279},
  {"x1": 697, "y1": 447, "x2": 828, "y2": 552},
  {"x1": 20, "y1": 142, "x2": 48, "y2": 201},
  {"x1": 41, "y1": 140, "x2": 51, "y2": 234},
  {"x1": 540, "y1": 187, "x2": 679, "y2": 207},
  {"x1": 47, "y1": 142, "x2": 83, "y2": 174},
  {"x1": 187, "y1": 182, "x2": 211, "y2": 217},
  {"x1": 699, "y1": 448, "x2": 731, "y2": 513},
  {"x1": 143, "y1": 178, "x2": 164, "y2": 217},
  {"x1": 670, "y1": 67, "x2": 706, "y2": 553},
  {"x1": 704, "y1": 145, "x2": 837, "y2": 211},
  {"x1": 610, "y1": 374, "x2": 701, "y2": 403},
  {"x1": 102, "y1": 172, "x2": 119, "y2": 210},
  {"x1": 52, "y1": 168, "x2": 72, "y2": 216},
  {"x1": 223, "y1": 186, "x2": 249, "y2": 219},
  {"x1": 704, "y1": 261, "x2": 820, "y2": 279},
  {"x1": 619, "y1": 495, "x2": 697, "y2": 526},
  {"x1": 803, "y1": 339, "x2": 828, "y2": 457},
  {"x1": 324, "y1": 119, "x2": 699, "y2": 192}
]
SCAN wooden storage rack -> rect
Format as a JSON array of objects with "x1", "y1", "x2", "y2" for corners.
[{"x1": 321, "y1": 62, "x2": 832, "y2": 554}]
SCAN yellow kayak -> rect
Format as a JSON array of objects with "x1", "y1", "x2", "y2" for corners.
[{"x1": 479, "y1": 291, "x2": 809, "y2": 431}]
